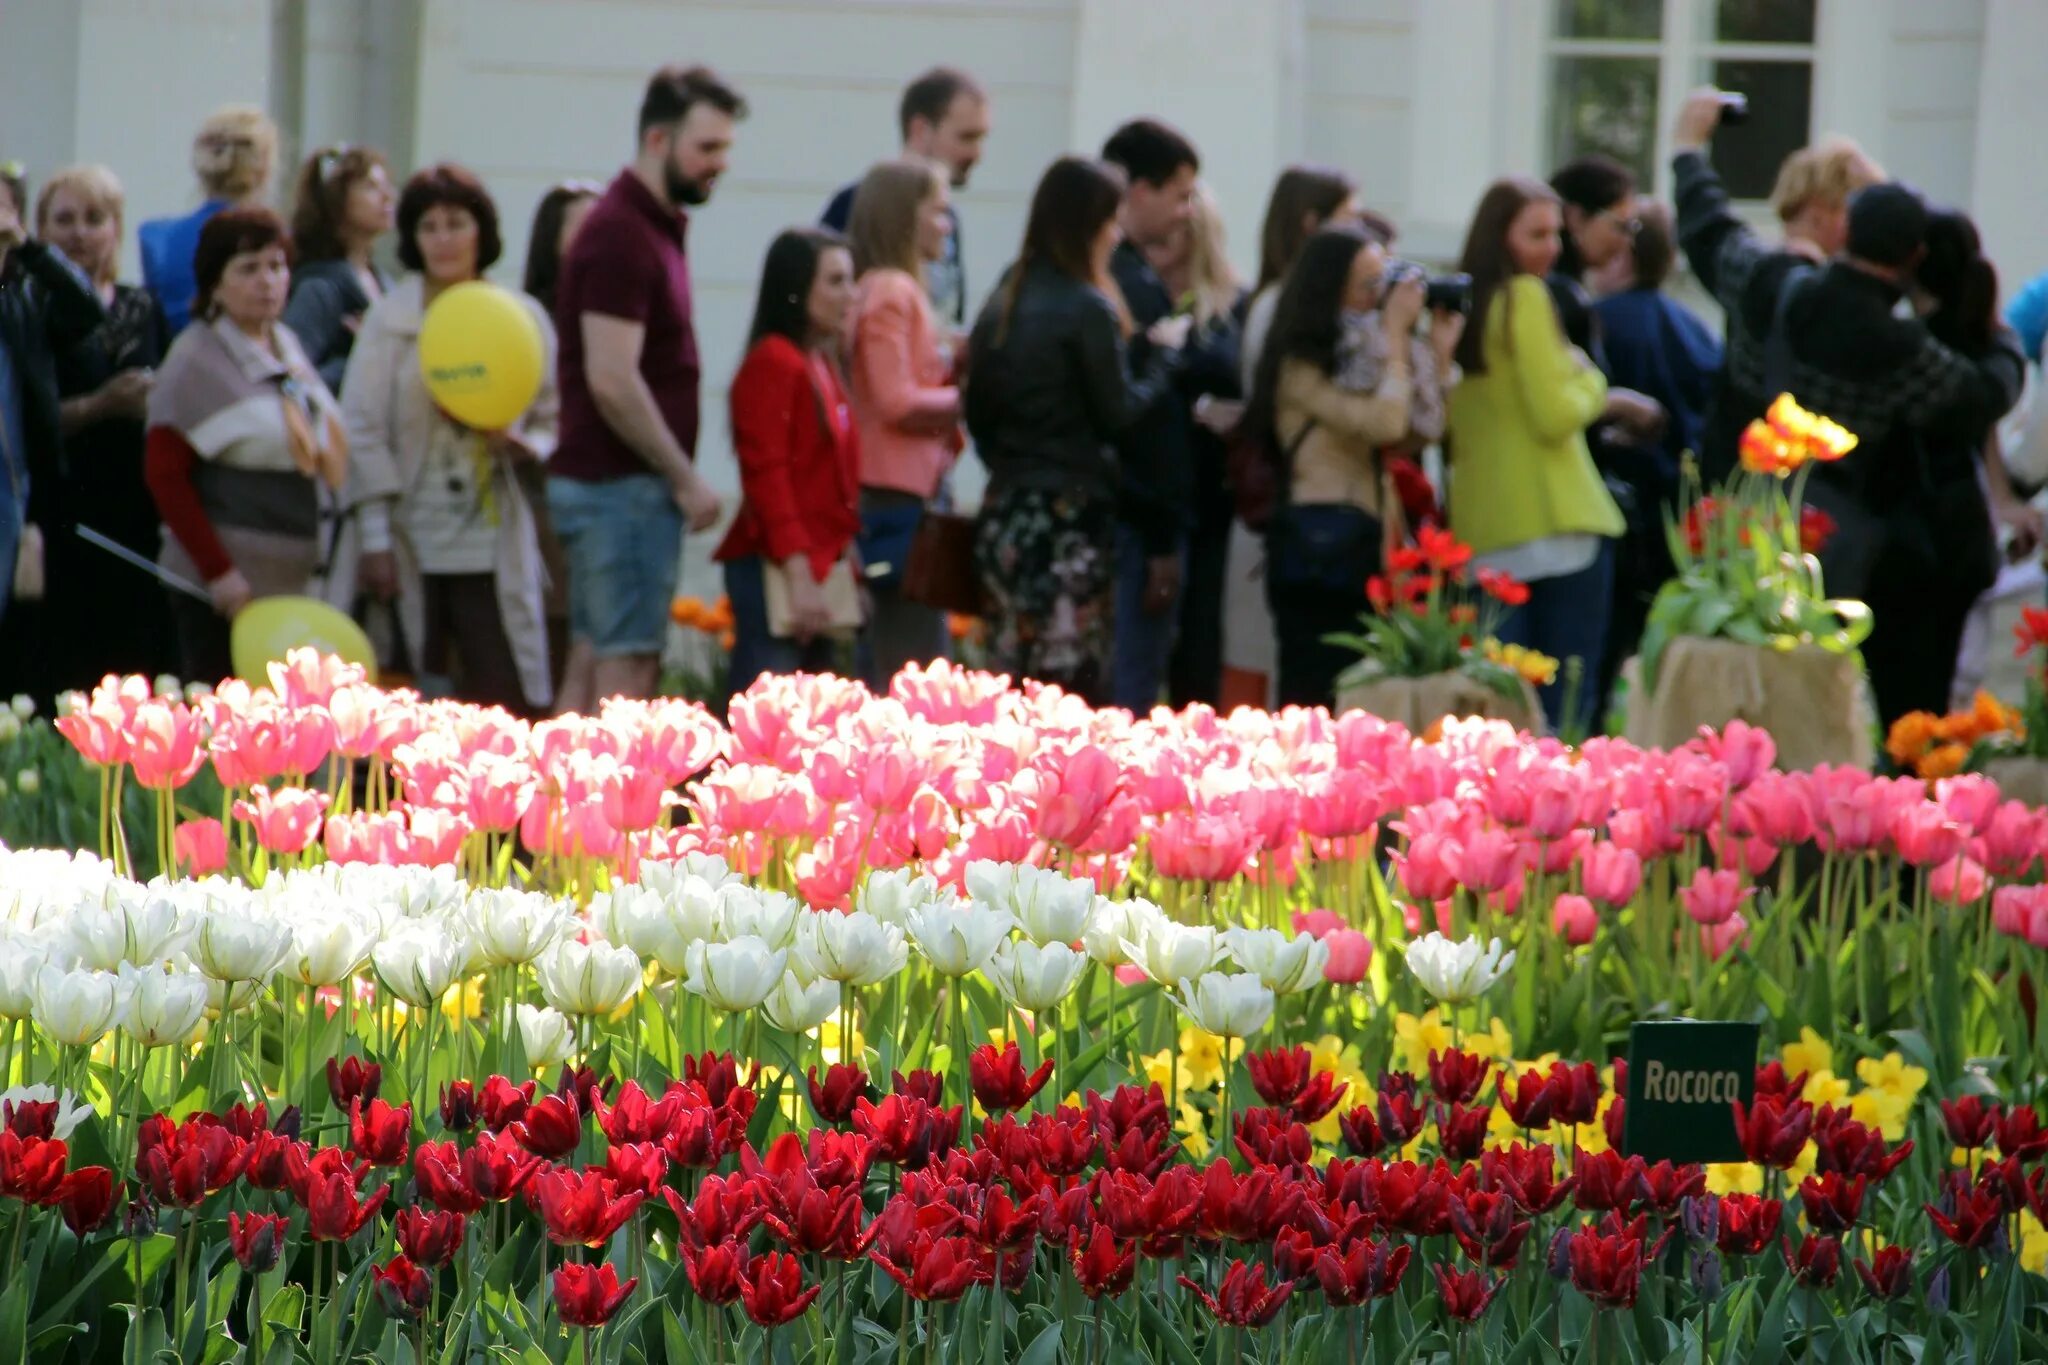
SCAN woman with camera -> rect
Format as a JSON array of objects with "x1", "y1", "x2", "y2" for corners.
[
  {"x1": 1243, "y1": 222, "x2": 1459, "y2": 709},
  {"x1": 1446, "y1": 177, "x2": 1624, "y2": 735}
]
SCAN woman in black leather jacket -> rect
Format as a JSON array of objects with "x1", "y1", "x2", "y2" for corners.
[{"x1": 965, "y1": 156, "x2": 1186, "y2": 703}]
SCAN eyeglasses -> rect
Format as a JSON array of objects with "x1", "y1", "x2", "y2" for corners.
[{"x1": 1600, "y1": 208, "x2": 1643, "y2": 236}]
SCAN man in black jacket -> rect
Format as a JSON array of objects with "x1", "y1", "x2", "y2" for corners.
[{"x1": 1101, "y1": 119, "x2": 1199, "y2": 712}]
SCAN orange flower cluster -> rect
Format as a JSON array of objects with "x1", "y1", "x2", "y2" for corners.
[
  {"x1": 1885, "y1": 690, "x2": 2023, "y2": 779},
  {"x1": 670, "y1": 595, "x2": 737, "y2": 650},
  {"x1": 1738, "y1": 394, "x2": 1858, "y2": 477}
]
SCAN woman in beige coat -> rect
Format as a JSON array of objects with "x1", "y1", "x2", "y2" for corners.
[{"x1": 328, "y1": 165, "x2": 556, "y2": 712}]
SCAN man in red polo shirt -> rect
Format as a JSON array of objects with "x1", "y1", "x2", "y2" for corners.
[{"x1": 549, "y1": 64, "x2": 744, "y2": 711}]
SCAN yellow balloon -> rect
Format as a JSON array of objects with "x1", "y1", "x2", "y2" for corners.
[
  {"x1": 416, "y1": 280, "x2": 544, "y2": 431},
  {"x1": 231, "y1": 596, "x2": 378, "y2": 686}
]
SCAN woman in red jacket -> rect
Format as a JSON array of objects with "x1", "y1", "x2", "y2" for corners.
[{"x1": 714, "y1": 227, "x2": 861, "y2": 692}]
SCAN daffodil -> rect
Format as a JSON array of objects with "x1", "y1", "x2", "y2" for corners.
[
  {"x1": 817, "y1": 1015, "x2": 864, "y2": 1067},
  {"x1": 1849, "y1": 1086, "x2": 1914, "y2": 1142},
  {"x1": 1140, "y1": 1048, "x2": 1184, "y2": 1101},
  {"x1": 2021, "y1": 1211, "x2": 2048, "y2": 1277},
  {"x1": 1177, "y1": 1027, "x2": 1245, "y2": 1092},
  {"x1": 1782, "y1": 1027, "x2": 1833, "y2": 1079},
  {"x1": 1177, "y1": 1098, "x2": 1212, "y2": 1160},
  {"x1": 1800, "y1": 1069, "x2": 1850, "y2": 1108},
  {"x1": 1706, "y1": 1162, "x2": 1765, "y2": 1196},
  {"x1": 1855, "y1": 1052, "x2": 1928, "y2": 1105},
  {"x1": 1393, "y1": 1009, "x2": 1456, "y2": 1073}
]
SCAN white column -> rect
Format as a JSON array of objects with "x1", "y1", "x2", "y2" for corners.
[
  {"x1": 1810, "y1": 0, "x2": 1889, "y2": 156},
  {"x1": 1969, "y1": 0, "x2": 2048, "y2": 283},
  {"x1": 1069, "y1": 0, "x2": 1303, "y2": 281},
  {"x1": 1404, "y1": 0, "x2": 1519, "y2": 259}
]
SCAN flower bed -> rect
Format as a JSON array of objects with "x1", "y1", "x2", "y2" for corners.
[{"x1": 4, "y1": 653, "x2": 2048, "y2": 1360}]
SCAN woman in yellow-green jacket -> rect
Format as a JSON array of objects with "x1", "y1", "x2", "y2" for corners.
[{"x1": 1446, "y1": 176, "x2": 1625, "y2": 733}]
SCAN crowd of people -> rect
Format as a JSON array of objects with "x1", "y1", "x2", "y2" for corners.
[{"x1": 0, "y1": 67, "x2": 2041, "y2": 745}]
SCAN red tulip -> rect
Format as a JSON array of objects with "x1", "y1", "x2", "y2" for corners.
[
  {"x1": 373, "y1": 1254, "x2": 432, "y2": 1321},
  {"x1": 739, "y1": 1250, "x2": 824, "y2": 1324},
  {"x1": 464, "y1": 1130, "x2": 544, "y2": 1203},
  {"x1": 1245, "y1": 1046, "x2": 1313, "y2": 1107},
  {"x1": 1376, "y1": 1085, "x2": 1427, "y2": 1148},
  {"x1": 1, "y1": 1098, "x2": 58, "y2": 1140},
  {"x1": 1631, "y1": 1160, "x2": 1707, "y2": 1215},
  {"x1": 805, "y1": 1064, "x2": 872, "y2": 1124},
  {"x1": 283, "y1": 1143, "x2": 367, "y2": 1208},
  {"x1": 0, "y1": 1133, "x2": 68, "y2": 1204},
  {"x1": 1426, "y1": 1049, "x2": 1491, "y2": 1106},
  {"x1": 852, "y1": 1094, "x2": 958, "y2": 1171},
  {"x1": 303, "y1": 1166, "x2": 388, "y2": 1242},
  {"x1": 1069, "y1": 1226, "x2": 1137, "y2": 1298},
  {"x1": 1782, "y1": 1233, "x2": 1843, "y2": 1287},
  {"x1": 1088, "y1": 1084, "x2": 1170, "y2": 1146},
  {"x1": 1496, "y1": 1069, "x2": 1559, "y2": 1130},
  {"x1": 595, "y1": 1081, "x2": 687, "y2": 1148},
  {"x1": 1314, "y1": 1237, "x2": 1411, "y2": 1307},
  {"x1": 1941, "y1": 1096, "x2": 1998, "y2": 1151},
  {"x1": 1856, "y1": 1245, "x2": 1914, "y2": 1300},
  {"x1": 438, "y1": 1080, "x2": 479, "y2": 1133},
  {"x1": 227, "y1": 1210, "x2": 286, "y2": 1272},
  {"x1": 681, "y1": 1238, "x2": 751, "y2": 1304},
  {"x1": 1436, "y1": 1103, "x2": 1491, "y2": 1163},
  {"x1": 1375, "y1": 1159, "x2": 1453, "y2": 1238},
  {"x1": 1994, "y1": 1105, "x2": 2048, "y2": 1162},
  {"x1": 412, "y1": 1141, "x2": 483, "y2": 1215},
  {"x1": 762, "y1": 1182, "x2": 867, "y2": 1260},
  {"x1": 554, "y1": 1261, "x2": 638, "y2": 1328},
  {"x1": 1234, "y1": 1108, "x2": 1314, "y2": 1171},
  {"x1": 1027, "y1": 1107, "x2": 1096, "y2": 1176},
  {"x1": 349, "y1": 1098, "x2": 412, "y2": 1167},
  {"x1": 1811, "y1": 1107, "x2": 1913, "y2": 1183},
  {"x1": 1571, "y1": 1150, "x2": 1641, "y2": 1213},
  {"x1": 1569, "y1": 1219, "x2": 1652, "y2": 1309},
  {"x1": 555, "y1": 1064, "x2": 612, "y2": 1117},
  {"x1": 395, "y1": 1206, "x2": 466, "y2": 1267},
  {"x1": 1732, "y1": 1094, "x2": 1814, "y2": 1169},
  {"x1": 135, "y1": 1116, "x2": 247, "y2": 1208},
  {"x1": 1713, "y1": 1194, "x2": 1782, "y2": 1258},
  {"x1": 51, "y1": 1165, "x2": 118, "y2": 1236},
  {"x1": 603, "y1": 1141, "x2": 670, "y2": 1199},
  {"x1": 1480, "y1": 1143, "x2": 1572, "y2": 1215},
  {"x1": 1798, "y1": 1172, "x2": 1866, "y2": 1232},
  {"x1": 1430, "y1": 1264, "x2": 1499, "y2": 1323},
  {"x1": 1177, "y1": 1259, "x2": 1294, "y2": 1327},
  {"x1": 512, "y1": 1093, "x2": 583, "y2": 1159},
  {"x1": 1926, "y1": 1175, "x2": 2005, "y2": 1249},
  {"x1": 1752, "y1": 1062, "x2": 1807, "y2": 1100},
  {"x1": 477, "y1": 1075, "x2": 535, "y2": 1132},
  {"x1": 532, "y1": 1167, "x2": 646, "y2": 1247},
  {"x1": 1548, "y1": 1061, "x2": 1602, "y2": 1126},
  {"x1": 664, "y1": 1173, "x2": 765, "y2": 1249},
  {"x1": 969, "y1": 1043, "x2": 1056, "y2": 1113},
  {"x1": 683, "y1": 1052, "x2": 751, "y2": 1108},
  {"x1": 1290, "y1": 1071, "x2": 1350, "y2": 1126},
  {"x1": 1337, "y1": 1106, "x2": 1384, "y2": 1157},
  {"x1": 1450, "y1": 1188, "x2": 1532, "y2": 1269},
  {"x1": 326, "y1": 1056, "x2": 381, "y2": 1109}
]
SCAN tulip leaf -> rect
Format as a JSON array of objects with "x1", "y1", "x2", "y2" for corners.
[
  {"x1": 263, "y1": 1281, "x2": 306, "y2": 1335},
  {"x1": 1749, "y1": 1276, "x2": 1793, "y2": 1365},
  {"x1": 1135, "y1": 1292, "x2": 1200, "y2": 1365},
  {"x1": 1016, "y1": 1318, "x2": 1063, "y2": 1365}
]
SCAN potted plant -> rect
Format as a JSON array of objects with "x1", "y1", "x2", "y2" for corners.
[
  {"x1": 1329, "y1": 525, "x2": 1548, "y2": 733},
  {"x1": 1624, "y1": 394, "x2": 1874, "y2": 769},
  {"x1": 1889, "y1": 609, "x2": 2048, "y2": 801}
]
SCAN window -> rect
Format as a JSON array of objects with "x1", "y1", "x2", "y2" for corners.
[{"x1": 1547, "y1": 0, "x2": 1817, "y2": 201}]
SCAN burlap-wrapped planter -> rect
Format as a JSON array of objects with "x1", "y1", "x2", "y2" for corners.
[
  {"x1": 1336, "y1": 671, "x2": 1546, "y2": 735},
  {"x1": 1983, "y1": 756, "x2": 2048, "y2": 810},
  {"x1": 1623, "y1": 637, "x2": 1873, "y2": 771}
]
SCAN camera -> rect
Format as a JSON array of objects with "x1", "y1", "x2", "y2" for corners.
[
  {"x1": 1386, "y1": 261, "x2": 1473, "y2": 315},
  {"x1": 1717, "y1": 92, "x2": 1749, "y2": 127}
]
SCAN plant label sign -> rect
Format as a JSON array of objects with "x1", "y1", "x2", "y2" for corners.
[{"x1": 1622, "y1": 1020, "x2": 1759, "y2": 1164}]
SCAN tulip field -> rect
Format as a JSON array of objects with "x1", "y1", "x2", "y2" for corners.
[{"x1": 7, "y1": 654, "x2": 2048, "y2": 1363}]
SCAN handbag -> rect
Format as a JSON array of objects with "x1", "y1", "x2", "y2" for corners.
[
  {"x1": 901, "y1": 510, "x2": 987, "y2": 616},
  {"x1": 765, "y1": 557, "x2": 863, "y2": 638}
]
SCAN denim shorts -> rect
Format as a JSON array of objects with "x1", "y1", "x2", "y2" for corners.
[{"x1": 546, "y1": 473, "x2": 684, "y2": 658}]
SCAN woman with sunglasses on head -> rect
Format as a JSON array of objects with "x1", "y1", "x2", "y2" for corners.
[
  {"x1": 139, "y1": 106, "x2": 278, "y2": 334},
  {"x1": 283, "y1": 144, "x2": 397, "y2": 394}
]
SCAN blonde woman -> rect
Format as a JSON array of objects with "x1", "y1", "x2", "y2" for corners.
[
  {"x1": 845, "y1": 156, "x2": 961, "y2": 688},
  {"x1": 1143, "y1": 182, "x2": 1246, "y2": 706},
  {"x1": 140, "y1": 105, "x2": 278, "y2": 332},
  {"x1": 32, "y1": 165, "x2": 177, "y2": 690}
]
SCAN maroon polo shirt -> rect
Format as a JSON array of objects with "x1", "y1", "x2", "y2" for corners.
[{"x1": 551, "y1": 170, "x2": 701, "y2": 482}]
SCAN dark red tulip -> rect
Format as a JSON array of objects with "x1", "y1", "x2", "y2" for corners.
[
  {"x1": 1430, "y1": 1264, "x2": 1499, "y2": 1323},
  {"x1": 1496, "y1": 1069, "x2": 1559, "y2": 1130},
  {"x1": 1569, "y1": 1220, "x2": 1652, "y2": 1308},
  {"x1": 243, "y1": 1130, "x2": 303, "y2": 1192},
  {"x1": 477, "y1": 1075, "x2": 535, "y2": 1132},
  {"x1": 1994, "y1": 1105, "x2": 2048, "y2": 1162},
  {"x1": 1941, "y1": 1096, "x2": 1999, "y2": 1151},
  {"x1": 740, "y1": 1253, "x2": 825, "y2": 1325},
  {"x1": 891, "y1": 1068, "x2": 946, "y2": 1107},
  {"x1": 533, "y1": 1167, "x2": 646, "y2": 1247},
  {"x1": 282, "y1": 1142, "x2": 367, "y2": 1209},
  {"x1": 555, "y1": 1064, "x2": 611, "y2": 1116},
  {"x1": 0, "y1": 1133, "x2": 68, "y2": 1204},
  {"x1": 806, "y1": 1064, "x2": 872, "y2": 1124},
  {"x1": 664, "y1": 1173, "x2": 765, "y2": 1249},
  {"x1": 438, "y1": 1080, "x2": 478, "y2": 1133},
  {"x1": 1376, "y1": 1088, "x2": 1427, "y2": 1147},
  {"x1": 603, "y1": 1141, "x2": 669, "y2": 1199},
  {"x1": 1094, "y1": 1167, "x2": 1199, "y2": 1248},
  {"x1": 1245, "y1": 1046, "x2": 1313, "y2": 1106},
  {"x1": 1291, "y1": 1070, "x2": 1350, "y2": 1125},
  {"x1": 1811, "y1": 1107, "x2": 1913, "y2": 1183},
  {"x1": 969, "y1": 1043, "x2": 1055, "y2": 1113},
  {"x1": 1337, "y1": 1105, "x2": 1384, "y2": 1157},
  {"x1": 1782, "y1": 1233, "x2": 1843, "y2": 1287},
  {"x1": 1798, "y1": 1172, "x2": 1866, "y2": 1232},
  {"x1": 763, "y1": 1182, "x2": 867, "y2": 1260},
  {"x1": 412, "y1": 1140, "x2": 484, "y2": 1215},
  {"x1": 1069, "y1": 1226, "x2": 1136, "y2": 1298},
  {"x1": 971, "y1": 1184, "x2": 1043, "y2": 1255},
  {"x1": 1753, "y1": 1061, "x2": 1807, "y2": 1100},
  {"x1": 661, "y1": 1104, "x2": 730, "y2": 1170},
  {"x1": 1028, "y1": 1106, "x2": 1096, "y2": 1176},
  {"x1": 512, "y1": 1093, "x2": 583, "y2": 1159},
  {"x1": 852, "y1": 1094, "x2": 957, "y2": 1171},
  {"x1": 875, "y1": 1232, "x2": 987, "y2": 1303},
  {"x1": 1426, "y1": 1048, "x2": 1491, "y2": 1106},
  {"x1": 1375, "y1": 1159, "x2": 1454, "y2": 1238},
  {"x1": 1088, "y1": 1084, "x2": 1170, "y2": 1146},
  {"x1": 0, "y1": 1098, "x2": 58, "y2": 1140},
  {"x1": 464, "y1": 1130, "x2": 544, "y2": 1203},
  {"x1": 1481, "y1": 1143, "x2": 1573, "y2": 1215},
  {"x1": 1631, "y1": 1160, "x2": 1707, "y2": 1215},
  {"x1": 326, "y1": 1057, "x2": 381, "y2": 1109},
  {"x1": 373, "y1": 1254, "x2": 432, "y2": 1321},
  {"x1": 303, "y1": 1166, "x2": 387, "y2": 1242},
  {"x1": 685, "y1": 1053, "x2": 750, "y2": 1108},
  {"x1": 51, "y1": 1165, "x2": 117, "y2": 1236},
  {"x1": 1713, "y1": 1194, "x2": 1782, "y2": 1258},
  {"x1": 1548, "y1": 1061, "x2": 1603, "y2": 1126},
  {"x1": 349, "y1": 1098, "x2": 411, "y2": 1167},
  {"x1": 1926, "y1": 1174, "x2": 2005, "y2": 1249},
  {"x1": 227, "y1": 1210, "x2": 286, "y2": 1272},
  {"x1": 1234, "y1": 1108, "x2": 1314, "y2": 1171},
  {"x1": 1450, "y1": 1188, "x2": 1532, "y2": 1269},
  {"x1": 682, "y1": 1238, "x2": 751, "y2": 1304},
  {"x1": 395, "y1": 1206, "x2": 466, "y2": 1267},
  {"x1": 1856, "y1": 1245, "x2": 1914, "y2": 1300},
  {"x1": 554, "y1": 1261, "x2": 638, "y2": 1328},
  {"x1": 1732, "y1": 1094, "x2": 1814, "y2": 1169},
  {"x1": 1315, "y1": 1237, "x2": 1411, "y2": 1307},
  {"x1": 1437, "y1": 1102, "x2": 1491, "y2": 1162},
  {"x1": 1177, "y1": 1260, "x2": 1295, "y2": 1327},
  {"x1": 134, "y1": 1117, "x2": 246, "y2": 1208},
  {"x1": 1571, "y1": 1149, "x2": 1642, "y2": 1213},
  {"x1": 595, "y1": 1081, "x2": 686, "y2": 1148},
  {"x1": 1603, "y1": 1095, "x2": 1627, "y2": 1151}
]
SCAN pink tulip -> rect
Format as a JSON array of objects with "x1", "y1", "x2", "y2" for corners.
[
  {"x1": 1607, "y1": 807, "x2": 1682, "y2": 861},
  {"x1": 127, "y1": 700, "x2": 207, "y2": 791},
  {"x1": 1678, "y1": 867, "x2": 1750, "y2": 927},
  {"x1": 1993, "y1": 884, "x2": 2034, "y2": 938},
  {"x1": 598, "y1": 759, "x2": 670, "y2": 834},
  {"x1": 1579, "y1": 843, "x2": 1643, "y2": 908},
  {"x1": 1551, "y1": 893, "x2": 1598, "y2": 946},
  {"x1": 1321, "y1": 928, "x2": 1372, "y2": 983},
  {"x1": 232, "y1": 783, "x2": 330, "y2": 855},
  {"x1": 407, "y1": 808, "x2": 472, "y2": 865},
  {"x1": 1524, "y1": 770, "x2": 1585, "y2": 841},
  {"x1": 795, "y1": 835, "x2": 858, "y2": 909},
  {"x1": 1819, "y1": 787, "x2": 1889, "y2": 856},
  {"x1": 1297, "y1": 769, "x2": 1385, "y2": 841},
  {"x1": 1150, "y1": 809, "x2": 1258, "y2": 883},
  {"x1": 1928, "y1": 856, "x2": 1987, "y2": 907},
  {"x1": 1978, "y1": 802, "x2": 2044, "y2": 878},
  {"x1": 1933, "y1": 775, "x2": 2001, "y2": 835},
  {"x1": 1700, "y1": 912, "x2": 1751, "y2": 961},
  {"x1": 634, "y1": 700, "x2": 725, "y2": 784},
  {"x1": 173, "y1": 817, "x2": 229, "y2": 877},
  {"x1": 267, "y1": 647, "x2": 364, "y2": 707},
  {"x1": 1695, "y1": 719, "x2": 1775, "y2": 790},
  {"x1": 1391, "y1": 831, "x2": 1460, "y2": 903},
  {"x1": 1733, "y1": 776, "x2": 1816, "y2": 847},
  {"x1": 55, "y1": 687, "x2": 134, "y2": 767},
  {"x1": 464, "y1": 758, "x2": 538, "y2": 833},
  {"x1": 1891, "y1": 802, "x2": 1967, "y2": 869},
  {"x1": 1533, "y1": 828, "x2": 1590, "y2": 876},
  {"x1": 1662, "y1": 754, "x2": 1728, "y2": 835},
  {"x1": 1077, "y1": 796, "x2": 1143, "y2": 858},
  {"x1": 958, "y1": 806, "x2": 1038, "y2": 866},
  {"x1": 859, "y1": 749, "x2": 926, "y2": 815},
  {"x1": 1291, "y1": 908, "x2": 1347, "y2": 940},
  {"x1": 1707, "y1": 825, "x2": 1778, "y2": 879}
]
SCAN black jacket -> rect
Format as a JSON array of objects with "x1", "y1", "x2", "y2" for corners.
[
  {"x1": 1108, "y1": 241, "x2": 1193, "y2": 555},
  {"x1": 965, "y1": 260, "x2": 1180, "y2": 509},
  {"x1": 283, "y1": 258, "x2": 382, "y2": 395},
  {"x1": 0, "y1": 240, "x2": 106, "y2": 520}
]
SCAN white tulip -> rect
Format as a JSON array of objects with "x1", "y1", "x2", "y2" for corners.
[
  {"x1": 370, "y1": 921, "x2": 468, "y2": 1008},
  {"x1": 0, "y1": 1085, "x2": 90, "y2": 1140},
  {"x1": 1170, "y1": 971, "x2": 1276, "y2": 1039},
  {"x1": 985, "y1": 939, "x2": 1087, "y2": 1012},
  {"x1": 907, "y1": 899, "x2": 1014, "y2": 978},
  {"x1": 1224, "y1": 927, "x2": 1329, "y2": 996},
  {"x1": 1006, "y1": 865, "x2": 1098, "y2": 948},
  {"x1": 1404, "y1": 932, "x2": 1515, "y2": 1006},
  {"x1": 596, "y1": 883, "x2": 714, "y2": 977},
  {"x1": 205, "y1": 976, "x2": 267, "y2": 1016},
  {"x1": 963, "y1": 860, "x2": 1024, "y2": 910},
  {"x1": 65, "y1": 888, "x2": 185, "y2": 971},
  {"x1": 760, "y1": 970, "x2": 840, "y2": 1033},
  {"x1": 857, "y1": 869, "x2": 941, "y2": 926},
  {"x1": 792, "y1": 910, "x2": 907, "y2": 987},
  {"x1": 512, "y1": 1003, "x2": 578, "y2": 1069},
  {"x1": 32, "y1": 964, "x2": 130, "y2": 1047},
  {"x1": 0, "y1": 931, "x2": 47, "y2": 1020},
  {"x1": 191, "y1": 909, "x2": 292, "y2": 983},
  {"x1": 640, "y1": 854, "x2": 741, "y2": 895},
  {"x1": 1120, "y1": 914, "x2": 1226, "y2": 987},
  {"x1": 118, "y1": 962, "x2": 209, "y2": 1048},
  {"x1": 715, "y1": 885, "x2": 802, "y2": 947},
  {"x1": 284, "y1": 910, "x2": 376, "y2": 987},
  {"x1": 683, "y1": 936, "x2": 789, "y2": 1013},
  {"x1": 535, "y1": 938, "x2": 644, "y2": 1017},
  {"x1": 472, "y1": 888, "x2": 573, "y2": 968},
  {"x1": 1083, "y1": 897, "x2": 1150, "y2": 967}
]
